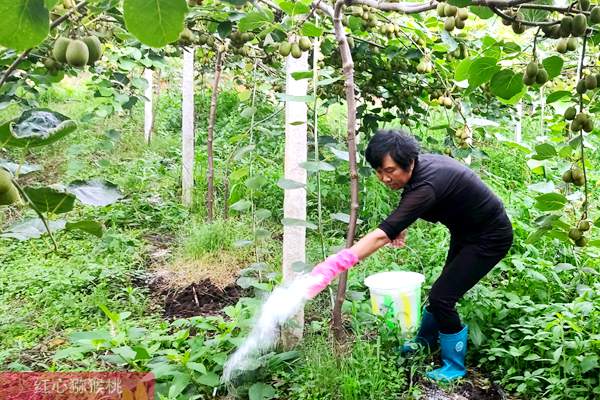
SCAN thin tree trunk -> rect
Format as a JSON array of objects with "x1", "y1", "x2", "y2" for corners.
[
  {"x1": 206, "y1": 50, "x2": 223, "y2": 222},
  {"x1": 223, "y1": 176, "x2": 229, "y2": 220},
  {"x1": 332, "y1": 2, "x2": 360, "y2": 341},
  {"x1": 182, "y1": 47, "x2": 195, "y2": 207},
  {"x1": 281, "y1": 41, "x2": 309, "y2": 348},
  {"x1": 144, "y1": 68, "x2": 154, "y2": 145}
]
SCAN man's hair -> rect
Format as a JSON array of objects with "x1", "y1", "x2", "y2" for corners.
[{"x1": 365, "y1": 129, "x2": 420, "y2": 170}]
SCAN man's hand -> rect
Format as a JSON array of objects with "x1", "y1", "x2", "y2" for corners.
[{"x1": 389, "y1": 229, "x2": 407, "y2": 248}]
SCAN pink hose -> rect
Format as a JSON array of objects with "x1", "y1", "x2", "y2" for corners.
[{"x1": 306, "y1": 249, "x2": 359, "y2": 299}]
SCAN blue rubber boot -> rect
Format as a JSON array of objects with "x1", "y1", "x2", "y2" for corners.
[
  {"x1": 400, "y1": 308, "x2": 439, "y2": 355},
  {"x1": 426, "y1": 325, "x2": 468, "y2": 382}
]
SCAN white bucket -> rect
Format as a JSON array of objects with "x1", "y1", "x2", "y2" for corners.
[{"x1": 364, "y1": 271, "x2": 425, "y2": 333}]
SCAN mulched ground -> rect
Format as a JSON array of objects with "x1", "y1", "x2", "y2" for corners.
[
  {"x1": 157, "y1": 278, "x2": 249, "y2": 319},
  {"x1": 138, "y1": 274, "x2": 248, "y2": 320},
  {"x1": 419, "y1": 368, "x2": 510, "y2": 400}
]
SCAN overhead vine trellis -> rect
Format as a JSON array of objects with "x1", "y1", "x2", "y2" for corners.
[{"x1": 0, "y1": 0, "x2": 597, "y2": 337}]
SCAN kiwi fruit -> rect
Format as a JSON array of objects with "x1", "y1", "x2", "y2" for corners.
[
  {"x1": 53, "y1": 37, "x2": 71, "y2": 63},
  {"x1": 556, "y1": 39, "x2": 568, "y2": 54},
  {"x1": 560, "y1": 16, "x2": 573, "y2": 37},
  {"x1": 445, "y1": 17, "x2": 456, "y2": 31},
  {"x1": 575, "y1": 237, "x2": 587, "y2": 247},
  {"x1": 585, "y1": 74, "x2": 597, "y2": 89},
  {"x1": 577, "y1": 220, "x2": 591, "y2": 231},
  {"x1": 579, "y1": 0, "x2": 590, "y2": 11},
  {"x1": 526, "y1": 61, "x2": 538, "y2": 77},
  {"x1": 455, "y1": 18, "x2": 465, "y2": 29},
  {"x1": 536, "y1": 69, "x2": 549, "y2": 84},
  {"x1": 445, "y1": 4, "x2": 458, "y2": 17},
  {"x1": 572, "y1": 14, "x2": 588, "y2": 36},
  {"x1": 567, "y1": 37, "x2": 578, "y2": 51},
  {"x1": 564, "y1": 107, "x2": 577, "y2": 120},
  {"x1": 512, "y1": 21, "x2": 525, "y2": 34},
  {"x1": 279, "y1": 42, "x2": 291, "y2": 57},
  {"x1": 82, "y1": 35, "x2": 102, "y2": 65},
  {"x1": 569, "y1": 228, "x2": 583, "y2": 241},
  {"x1": 523, "y1": 73, "x2": 536, "y2": 86},
  {"x1": 457, "y1": 8, "x2": 469, "y2": 20},
  {"x1": 298, "y1": 37, "x2": 311, "y2": 51},
  {"x1": 591, "y1": 6, "x2": 600, "y2": 24},
  {"x1": 65, "y1": 39, "x2": 89, "y2": 67},
  {"x1": 562, "y1": 169, "x2": 574, "y2": 183},
  {"x1": 0, "y1": 169, "x2": 21, "y2": 206},
  {"x1": 290, "y1": 43, "x2": 302, "y2": 59},
  {"x1": 437, "y1": 3, "x2": 446, "y2": 17},
  {"x1": 576, "y1": 79, "x2": 587, "y2": 94}
]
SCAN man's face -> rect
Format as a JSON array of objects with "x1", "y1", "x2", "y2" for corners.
[{"x1": 375, "y1": 154, "x2": 413, "y2": 190}]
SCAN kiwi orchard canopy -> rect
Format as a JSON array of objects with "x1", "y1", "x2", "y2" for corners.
[{"x1": 0, "y1": 0, "x2": 598, "y2": 334}]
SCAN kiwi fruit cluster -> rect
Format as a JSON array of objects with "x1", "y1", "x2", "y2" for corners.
[
  {"x1": 378, "y1": 23, "x2": 402, "y2": 39},
  {"x1": 436, "y1": 3, "x2": 469, "y2": 32},
  {"x1": 0, "y1": 169, "x2": 21, "y2": 206},
  {"x1": 51, "y1": 35, "x2": 102, "y2": 70},
  {"x1": 454, "y1": 126, "x2": 472, "y2": 147},
  {"x1": 416, "y1": 55, "x2": 433, "y2": 73},
  {"x1": 568, "y1": 218, "x2": 591, "y2": 247},
  {"x1": 568, "y1": 111, "x2": 594, "y2": 132},
  {"x1": 350, "y1": 5, "x2": 379, "y2": 29},
  {"x1": 556, "y1": 37, "x2": 578, "y2": 53},
  {"x1": 575, "y1": 73, "x2": 600, "y2": 95},
  {"x1": 562, "y1": 165, "x2": 585, "y2": 186},
  {"x1": 541, "y1": 0, "x2": 600, "y2": 39},
  {"x1": 278, "y1": 37, "x2": 312, "y2": 59},
  {"x1": 501, "y1": 10, "x2": 527, "y2": 34},
  {"x1": 522, "y1": 61, "x2": 549, "y2": 86},
  {"x1": 437, "y1": 95, "x2": 454, "y2": 109}
]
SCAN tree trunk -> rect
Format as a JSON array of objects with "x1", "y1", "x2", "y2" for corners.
[
  {"x1": 182, "y1": 47, "x2": 195, "y2": 207},
  {"x1": 144, "y1": 68, "x2": 154, "y2": 145},
  {"x1": 206, "y1": 50, "x2": 223, "y2": 223},
  {"x1": 281, "y1": 42, "x2": 309, "y2": 348},
  {"x1": 332, "y1": 2, "x2": 360, "y2": 341}
]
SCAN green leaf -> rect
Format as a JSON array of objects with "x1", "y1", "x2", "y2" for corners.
[
  {"x1": 67, "y1": 180, "x2": 123, "y2": 206},
  {"x1": 532, "y1": 143, "x2": 557, "y2": 160},
  {"x1": 255, "y1": 208, "x2": 272, "y2": 222},
  {"x1": 542, "y1": 56, "x2": 563, "y2": 80},
  {"x1": 0, "y1": 218, "x2": 65, "y2": 240},
  {"x1": 186, "y1": 361, "x2": 207, "y2": 374},
  {"x1": 112, "y1": 346, "x2": 137, "y2": 361},
  {"x1": 231, "y1": 199, "x2": 252, "y2": 212},
  {"x1": 277, "y1": 178, "x2": 305, "y2": 189},
  {"x1": 0, "y1": 159, "x2": 41, "y2": 176},
  {"x1": 301, "y1": 22, "x2": 324, "y2": 37},
  {"x1": 281, "y1": 218, "x2": 317, "y2": 229},
  {"x1": 241, "y1": 107, "x2": 257, "y2": 118},
  {"x1": 197, "y1": 371, "x2": 220, "y2": 387},
  {"x1": 65, "y1": 220, "x2": 105, "y2": 238},
  {"x1": 24, "y1": 185, "x2": 75, "y2": 214},
  {"x1": 468, "y1": 57, "x2": 499, "y2": 88},
  {"x1": 278, "y1": 93, "x2": 316, "y2": 103},
  {"x1": 0, "y1": 109, "x2": 77, "y2": 148},
  {"x1": 552, "y1": 346, "x2": 563, "y2": 363},
  {"x1": 0, "y1": 0, "x2": 49, "y2": 51},
  {"x1": 525, "y1": 227, "x2": 550, "y2": 244},
  {"x1": 222, "y1": 0, "x2": 249, "y2": 5},
  {"x1": 248, "y1": 382, "x2": 277, "y2": 400},
  {"x1": 217, "y1": 21, "x2": 232, "y2": 38},
  {"x1": 581, "y1": 355, "x2": 598, "y2": 373},
  {"x1": 245, "y1": 175, "x2": 267, "y2": 190},
  {"x1": 490, "y1": 69, "x2": 524, "y2": 100},
  {"x1": 455, "y1": 58, "x2": 472, "y2": 81},
  {"x1": 45, "y1": 0, "x2": 59, "y2": 8},
  {"x1": 299, "y1": 161, "x2": 335, "y2": 172},
  {"x1": 169, "y1": 373, "x2": 191, "y2": 397},
  {"x1": 123, "y1": 0, "x2": 188, "y2": 47},
  {"x1": 448, "y1": 0, "x2": 471, "y2": 6},
  {"x1": 278, "y1": 0, "x2": 310, "y2": 15},
  {"x1": 469, "y1": 5, "x2": 494, "y2": 19},
  {"x1": 291, "y1": 71, "x2": 313, "y2": 80},
  {"x1": 440, "y1": 30, "x2": 458, "y2": 51},
  {"x1": 546, "y1": 90, "x2": 571, "y2": 104},
  {"x1": 331, "y1": 213, "x2": 362, "y2": 224},
  {"x1": 534, "y1": 193, "x2": 567, "y2": 211},
  {"x1": 238, "y1": 9, "x2": 274, "y2": 32}
]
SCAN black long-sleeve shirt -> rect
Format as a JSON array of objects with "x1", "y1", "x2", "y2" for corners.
[{"x1": 378, "y1": 154, "x2": 506, "y2": 241}]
